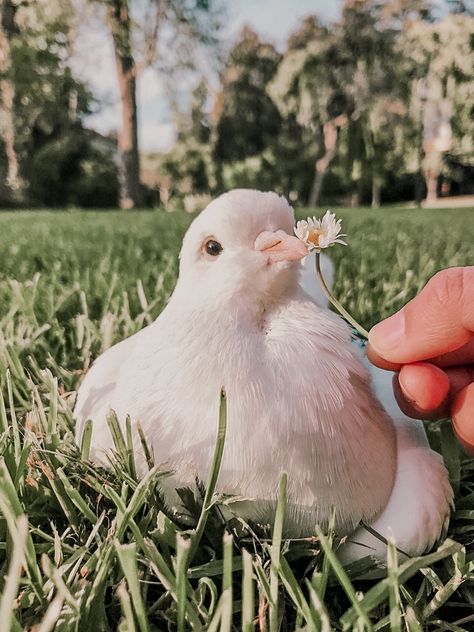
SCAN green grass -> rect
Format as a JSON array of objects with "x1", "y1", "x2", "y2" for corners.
[{"x1": 0, "y1": 206, "x2": 473, "y2": 631}]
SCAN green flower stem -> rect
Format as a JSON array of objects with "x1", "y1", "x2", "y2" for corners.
[{"x1": 315, "y1": 251, "x2": 369, "y2": 340}]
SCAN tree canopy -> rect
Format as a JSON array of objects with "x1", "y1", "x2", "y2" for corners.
[{"x1": 0, "y1": 0, "x2": 473, "y2": 208}]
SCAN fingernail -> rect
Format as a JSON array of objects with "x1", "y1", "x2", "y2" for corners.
[
  {"x1": 398, "y1": 378, "x2": 417, "y2": 405},
  {"x1": 368, "y1": 311, "x2": 406, "y2": 359},
  {"x1": 399, "y1": 363, "x2": 450, "y2": 411},
  {"x1": 452, "y1": 384, "x2": 474, "y2": 456},
  {"x1": 397, "y1": 374, "x2": 428, "y2": 411}
]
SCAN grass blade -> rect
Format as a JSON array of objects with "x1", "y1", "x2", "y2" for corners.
[
  {"x1": 125, "y1": 414, "x2": 138, "y2": 480},
  {"x1": 190, "y1": 388, "x2": 227, "y2": 560},
  {"x1": 422, "y1": 547, "x2": 466, "y2": 618},
  {"x1": 6, "y1": 369, "x2": 21, "y2": 462},
  {"x1": 270, "y1": 471, "x2": 287, "y2": 632},
  {"x1": 37, "y1": 594, "x2": 66, "y2": 632},
  {"x1": 306, "y1": 578, "x2": 331, "y2": 632},
  {"x1": 242, "y1": 548, "x2": 255, "y2": 632},
  {"x1": 80, "y1": 419, "x2": 93, "y2": 460},
  {"x1": 115, "y1": 542, "x2": 150, "y2": 632},
  {"x1": 278, "y1": 556, "x2": 318, "y2": 629},
  {"x1": 0, "y1": 459, "x2": 45, "y2": 601},
  {"x1": 315, "y1": 526, "x2": 373, "y2": 630},
  {"x1": 341, "y1": 539, "x2": 463, "y2": 628},
  {"x1": 387, "y1": 536, "x2": 402, "y2": 632},
  {"x1": 176, "y1": 534, "x2": 192, "y2": 632},
  {"x1": 56, "y1": 467, "x2": 97, "y2": 524},
  {"x1": 107, "y1": 410, "x2": 128, "y2": 462},
  {"x1": 117, "y1": 581, "x2": 137, "y2": 632},
  {"x1": 221, "y1": 531, "x2": 233, "y2": 632},
  {"x1": 312, "y1": 507, "x2": 336, "y2": 601},
  {"x1": 0, "y1": 514, "x2": 28, "y2": 630}
]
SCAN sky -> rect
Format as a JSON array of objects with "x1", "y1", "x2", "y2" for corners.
[{"x1": 72, "y1": 0, "x2": 343, "y2": 153}]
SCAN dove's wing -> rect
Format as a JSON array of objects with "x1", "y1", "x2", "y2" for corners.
[
  {"x1": 338, "y1": 425, "x2": 453, "y2": 564},
  {"x1": 74, "y1": 326, "x2": 149, "y2": 447},
  {"x1": 298, "y1": 251, "x2": 334, "y2": 308}
]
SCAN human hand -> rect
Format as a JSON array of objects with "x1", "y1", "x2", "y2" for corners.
[{"x1": 367, "y1": 267, "x2": 474, "y2": 454}]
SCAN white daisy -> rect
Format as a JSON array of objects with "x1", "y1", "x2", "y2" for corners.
[{"x1": 294, "y1": 210, "x2": 347, "y2": 251}]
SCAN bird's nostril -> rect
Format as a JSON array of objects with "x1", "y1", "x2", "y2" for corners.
[
  {"x1": 254, "y1": 231, "x2": 285, "y2": 252},
  {"x1": 270, "y1": 239, "x2": 282, "y2": 249}
]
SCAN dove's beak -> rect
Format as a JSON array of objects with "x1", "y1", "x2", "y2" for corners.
[{"x1": 254, "y1": 230, "x2": 308, "y2": 263}]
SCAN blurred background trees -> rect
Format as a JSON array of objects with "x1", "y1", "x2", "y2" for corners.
[
  {"x1": 0, "y1": 0, "x2": 119, "y2": 207},
  {"x1": 0, "y1": 0, "x2": 473, "y2": 209},
  {"x1": 102, "y1": 0, "x2": 220, "y2": 208}
]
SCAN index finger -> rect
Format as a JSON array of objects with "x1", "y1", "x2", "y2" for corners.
[{"x1": 368, "y1": 267, "x2": 474, "y2": 365}]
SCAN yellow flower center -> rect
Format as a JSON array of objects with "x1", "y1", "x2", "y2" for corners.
[{"x1": 307, "y1": 228, "x2": 326, "y2": 246}]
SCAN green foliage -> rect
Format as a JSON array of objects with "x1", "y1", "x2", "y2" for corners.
[
  {"x1": 27, "y1": 128, "x2": 119, "y2": 208},
  {"x1": 160, "y1": 7, "x2": 474, "y2": 207},
  {"x1": 11, "y1": 12, "x2": 88, "y2": 157},
  {"x1": 269, "y1": 5, "x2": 418, "y2": 205},
  {"x1": 0, "y1": 208, "x2": 473, "y2": 629},
  {"x1": 157, "y1": 81, "x2": 216, "y2": 200},
  {"x1": 165, "y1": 26, "x2": 314, "y2": 204},
  {"x1": 0, "y1": 0, "x2": 120, "y2": 208},
  {"x1": 214, "y1": 27, "x2": 282, "y2": 163},
  {"x1": 221, "y1": 151, "x2": 277, "y2": 192},
  {"x1": 161, "y1": 140, "x2": 216, "y2": 197}
]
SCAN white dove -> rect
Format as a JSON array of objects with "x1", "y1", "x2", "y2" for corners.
[{"x1": 74, "y1": 189, "x2": 452, "y2": 562}]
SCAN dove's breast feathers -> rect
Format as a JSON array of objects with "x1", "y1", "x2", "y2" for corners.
[{"x1": 76, "y1": 289, "x2": 397, "y2": 535}]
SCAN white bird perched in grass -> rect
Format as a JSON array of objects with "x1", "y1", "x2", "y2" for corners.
[{"x1": 75, "y1": 189, "x2": 452, "y2": 562}]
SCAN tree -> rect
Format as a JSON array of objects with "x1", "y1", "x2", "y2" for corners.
[
  {"x1": 94, "y1": 0, "x2": 221, "y2": 209},
  {"x1": 0, "y1": 0, "x2": 119, "y2": 208},
  {"x1": 269, "y1": 17, "x2": 354, "y2": 206},
  {"x1": 213, "y1": 27, "x2": 282, "y2": 163},
  {"x1": 401, "y1": 13, "x2": 474, "y2": 202},
  {"x1": 147, "y1": 79, "x2": 215, "y2": 206},
  {"x1": 269, "y1": 3, "x2": 439, "y2": 207},
  {"x1": 107, "y1": 0, "x2": 141, "y2": 208},
  {"x1": 339, "y1": 0, "x2": 410, "y2": 207},
  {"x1": 0, "y1": 0, "x2": 22, "y2": 201}
]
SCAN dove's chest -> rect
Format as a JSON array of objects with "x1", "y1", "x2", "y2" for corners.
[
  {"x1": 118, "y1": 300, "x2": 360, "y2": 439},
  {"x1": 114, "y1": 297, "x2": 396, "y2": 534}
]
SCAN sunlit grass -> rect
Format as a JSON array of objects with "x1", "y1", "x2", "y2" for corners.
[{"x1": 0, "y1": 206, "x2": 473, "y2": 630}]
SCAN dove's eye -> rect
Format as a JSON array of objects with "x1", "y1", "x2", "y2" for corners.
[{"x1": 204, "y1": 239, "x2": 223, "y2": 257}]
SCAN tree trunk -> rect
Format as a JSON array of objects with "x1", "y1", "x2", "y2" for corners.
[
  {"x1": 424, "y1": 167, "x2": 438, "y2": 204},
  {"x1": 371, "y1": 174, "x2": 381, "y2": 208},
  {"x1": 108, "y1": 0, "x2": 143, "y2": 209},
  {"x1": 0, "y1": 0, "x2": 22, "y2": 201},
  {"x1": 308, "y1": 167, "x2": 327, "y2": 209},
  {"x1": 414, "y1": 170, "x2": 424, "y2": 208},
  {"x1": 423, "y1": 150, "x2": 441, "y2": 205},
  {"x1": 308, "y1": 121, "x2": 338, "y2": 208},
  {"x1": 350, "y1": 191, "x2": 359, "y2": 208},
  {"x1": 415, "y1": 127, "x2": 424, "y2": 208}
]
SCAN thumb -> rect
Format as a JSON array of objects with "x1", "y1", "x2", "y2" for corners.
[{"x1": 368, "y1": 267, "x2": 474, "y2": 364}]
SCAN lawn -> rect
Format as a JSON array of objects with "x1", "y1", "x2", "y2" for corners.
[{"x1": 0, "y1": 206, "x2": 473, "y2": 631}]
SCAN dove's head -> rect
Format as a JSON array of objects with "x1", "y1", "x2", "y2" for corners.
[{"x1": 175, "y1": 189, "x2": 307, "y2": 312}]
